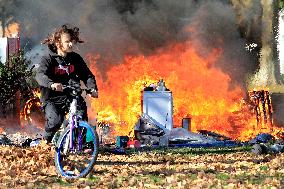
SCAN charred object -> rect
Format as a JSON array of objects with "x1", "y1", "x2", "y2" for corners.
[
  {"x1": 135, "y1": 79, "x2": 172, "y2": 145},
  {"x1": 250, "y1": 133, "x2": 284, "y2": 154},
  {"x1": 248, "y1": 90, "x2": 273, "y2": 128},
  {"x1": 134, "y1": 113, "x2": 165, "y2": 145},
  {"x1": 197, "y1": 130, "x2": 231, "y2": 141}
]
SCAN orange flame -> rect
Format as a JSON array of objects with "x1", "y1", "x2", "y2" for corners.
[
  {"x1": 85, "y1": 41, "x2": 283, "y2": 141},
  {"x1": 5, "y1": 22, "x2": 20, "y2": 37},
  {"x1": 20, "y1": 89, "x2": 44, "y2": 128}
]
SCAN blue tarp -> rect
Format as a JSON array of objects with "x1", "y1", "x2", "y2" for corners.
[{"x1": 248, "y1": 133, "x2": 274, "y2": 144}]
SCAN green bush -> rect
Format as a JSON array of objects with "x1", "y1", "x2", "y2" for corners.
[{"x1": 0, "y1": 51, "x2": 38, "y2": 106}]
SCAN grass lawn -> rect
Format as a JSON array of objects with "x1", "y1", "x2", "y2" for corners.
[{"x1": 0, "y1": 143, "x2": 283, "y2": 188}]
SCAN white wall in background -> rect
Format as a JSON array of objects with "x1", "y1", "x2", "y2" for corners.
[
  {"x1": 0, "y1": 37, "x2": 20, "y2": 64},
  {"x1": 0, "y1": 38, "x2": 8, "y2": 64}
]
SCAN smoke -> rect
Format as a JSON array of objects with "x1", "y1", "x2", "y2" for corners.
[
  {"x1": 184, "y1": 1, "x2": 260, "y2": 89},
  {"x1": 6, "y1": 0, "x2": 261, "y2": 86},
  {"x1": 231, "y1": 0, "x2": 263, "y2": 44}
]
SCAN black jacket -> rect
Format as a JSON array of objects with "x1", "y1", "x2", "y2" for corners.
[{"x1": 35, "y1": 50, "x2": 98, "y2": 104}]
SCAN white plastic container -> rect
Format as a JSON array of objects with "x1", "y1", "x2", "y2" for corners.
[{"x1": 142, "y1": 91, "x2": 173, "y2": 132}]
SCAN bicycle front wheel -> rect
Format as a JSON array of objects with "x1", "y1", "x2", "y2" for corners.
[{"x1": 54, "y1": 121, "x2": 99, "y2": 179}]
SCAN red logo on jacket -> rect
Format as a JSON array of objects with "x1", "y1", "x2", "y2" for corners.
[{"x1": 54, "y1": 65, "x2": 75, "y2": 75}]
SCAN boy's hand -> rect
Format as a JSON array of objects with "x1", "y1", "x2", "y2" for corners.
[{"x1": 51, "y1": 83, "x2": 63, "y2": 92}]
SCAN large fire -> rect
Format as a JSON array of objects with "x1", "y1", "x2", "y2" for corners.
[
  {"x1": 1, "y1": 6, "x2": 281, "y2": 143},
  {"x1": 86, "y1": 41, "x2": 284, "y2": 141},
  {"x1": 16, "y1": 41, "x2": 283, "y2": 141}
]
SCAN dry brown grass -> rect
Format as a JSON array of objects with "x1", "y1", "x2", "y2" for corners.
[{"x1": 0, "y1": 142, "x2": 283, "y2": 188}]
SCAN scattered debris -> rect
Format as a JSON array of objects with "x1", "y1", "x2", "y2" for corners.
[
  {"x1": 159, "y1": 135, "x2": 169, "y2": 147},
  {"x1": 250, "y1": 133, "x2": 284, "y2": 154},
  {"x1": 197, "y1": 130, "x2": 231, "y2": 141},
  {"x1": 116, "y1": 136, "x2": 129, "y2": 148},
  {"x1": 134, "y1": 114, "x2": 166, "y2": 145},
  {"x1": 0, "y1": 132, "x2": 43, "y2": 147},
  {"x1": 252, "y1": 143, "x2": 284, "y2": 154},
  {"x1": 166, "y1": 128, "x2": 241, "y2": 148},
  {"x1": 0, "y1": 134, "x2": 13, "y2": 145},
  {"x1": 249, "y1": 133, "x2": 274, "y2": 144},
  {"x1": 134, "y1": 126, "x2": 242, "y2": 148},
  {"x1": 127, "y1": 140, "x2": 141, "y2": 148},
  {"x1": 143, "y1": 79, "x2": 170, "y2": 92},
  {"x1": 29, "y1": 138, "x2": 42, "y2": 147},
  {"x1": 21, "y1": 138, "x2": 33, "y2": 147}
]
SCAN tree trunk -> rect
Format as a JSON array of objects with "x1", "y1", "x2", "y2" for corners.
[
  {"x1": 249, "y1": 0, "x2": 281, "y2": 87},
  {"x1": 272, "y1": 0, "x2": 282, "y2": 84}
]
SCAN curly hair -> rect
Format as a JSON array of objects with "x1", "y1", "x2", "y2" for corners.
[{"x1": 42, "y1": 24, "x2": 84, "y2": 53}]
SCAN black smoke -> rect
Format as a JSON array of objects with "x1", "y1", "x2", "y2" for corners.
[{"x1": 6, "y1": 0, "x2": 261, "y2": 86}]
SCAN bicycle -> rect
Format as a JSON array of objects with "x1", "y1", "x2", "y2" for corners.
[{"x1": 53, "y1": 80, "x2": 99, "y2": 179}]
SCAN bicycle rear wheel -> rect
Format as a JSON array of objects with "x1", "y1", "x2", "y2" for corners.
[{"x1": 54, "y1": 121, "x2": 99, "y2": 179}]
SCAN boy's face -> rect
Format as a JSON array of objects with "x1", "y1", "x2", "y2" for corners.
[{"x1": 57, "y1": 33, "x2": 74, "y2": 54}]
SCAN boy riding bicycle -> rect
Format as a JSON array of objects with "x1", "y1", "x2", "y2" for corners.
[{"x1": 35, "y1": 24, "x2": 98, "y2": 143}]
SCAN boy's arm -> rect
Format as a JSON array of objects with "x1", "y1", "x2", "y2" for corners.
[{"x1": 35, "y1": 56, "x2": 54, "y2": 89}]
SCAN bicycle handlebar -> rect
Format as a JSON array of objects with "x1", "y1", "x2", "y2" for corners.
[{"x1": 62, "y1": 84, "x2": 93, "y2": 95}]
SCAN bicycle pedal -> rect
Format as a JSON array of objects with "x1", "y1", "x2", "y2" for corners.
[{"x1": 83, "y1": 148, "x2": 93, "y2": 154}]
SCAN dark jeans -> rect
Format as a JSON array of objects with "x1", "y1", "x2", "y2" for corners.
[{"x1": 43, "y1": 96, "x2": 88, "y2": 142}]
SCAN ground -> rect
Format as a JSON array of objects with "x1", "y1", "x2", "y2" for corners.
[{"x1": 0, "y1": 143, "x2": 283, "y2": 189}]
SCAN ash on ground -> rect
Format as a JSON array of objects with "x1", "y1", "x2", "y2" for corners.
[{"x1": 0, "y1": 121, "x2": 44, "y2": 145}]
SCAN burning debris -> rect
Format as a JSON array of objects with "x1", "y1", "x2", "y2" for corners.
[
  {"x1": 143, "y1": 79, "x2": 170, "y2": 92},
  {"x1": 131, "y1": 80, "x2": 242, "y2": 148},
  {"x1": 197, "y1": 130, "x2": 232, "y2": 141},
  {"x1": 19, "y1": 90, "x2": 45, "y2": 131},
  {"x1": 93, "y1": 77, "x2": 283, "y2": 150},
  {"x1": 134, "y1": 113, "x2": 166, "y2": 146},
  {"x1": 249, "y1": 90, "x2": 273, "y2": 127},
  {"x1": 134, "y1": 79, "x2": 172, "y2": 145}
]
